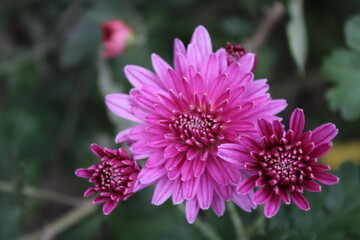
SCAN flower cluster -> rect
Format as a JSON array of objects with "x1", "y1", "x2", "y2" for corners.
[{"x1": 76, "y1": 25, "x2": 338, "y2": 223}]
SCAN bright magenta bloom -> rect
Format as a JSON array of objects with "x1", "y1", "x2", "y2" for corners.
[
  {"x1": 75, "y1": 144, "x2": 140, "y2": 215},
  {"x1": 106, "y1": 26, "x2": 287, "y2": 223},
  {"x1": 101, "y1": 20, "x2": 132, "y2": 58},
  {"x1": 218, "y1": 108, "x2": 339, "y2": 218}
]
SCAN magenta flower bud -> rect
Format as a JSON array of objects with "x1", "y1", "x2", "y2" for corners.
[
  {"x1": 225, "y1": 42, "x2": 257, "y2": 71},
  {"x1": 101, "y1": 20, "x2": 133, "y2": 58},
  {"x1": 75, "y1": 144, "x2": 140, "y2": 215}
]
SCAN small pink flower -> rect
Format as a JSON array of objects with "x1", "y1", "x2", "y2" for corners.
[
  {"x1": 75, "y1": 144, "x2": 140, "y2": 215},
  {"x1": 106, "y1": 25, "x2": 287, "y2": 223},
  {"x1": 218, "y1": 108, "x2": 339, "y2": 218},
  {"x1": 101, "y1": 20, "x2": 133, "y2": 58}
]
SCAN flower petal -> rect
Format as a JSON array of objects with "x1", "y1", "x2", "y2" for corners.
[
  {"x1": 190, "y1": 25, "x2": 212, "y2": 59},
  {"x1": 313, "y1": 171, "x2": 339, "y2": 185},
  {"x1": 106, "y1": 94, "x2": 142, "y2": 122},
  {"x1": 311, "y1": 123, "x2": 338, "y2": 145},
  {"x1": 237, "y1": 175, "x2": 257, "y2": 194},
  {"x1": 186, "y1": 198, "x2": 200, "y2": 224},
  {"x1": 290, "y1": 108, "x2": 305, "y2": 141},
  {"x1": 291, "y1": 192, "x2": 310, "y2": 211},
  {"x1": 102, "y1": 200, "x2": 119, "y2": 215},
  {"x1": 197, "y1": 173, "x2": 214, "y2": 210},
  {"x1": 264, "y1": 193, "x2": 281, "y2": 218},
  {"x1": 152, "y1": 177, "x2": 173, "y2": 205}
]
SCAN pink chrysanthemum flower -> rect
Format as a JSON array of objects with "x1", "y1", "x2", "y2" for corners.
[
  {"x1": 75, "y1": 144, "x2": 140, "y2": 215},
  {"x1": 106, "y1": 25, "x2": 287, "y2": 223},
  {"x1": 218, "y1": 108, "x2": 339, "y2": 218}
]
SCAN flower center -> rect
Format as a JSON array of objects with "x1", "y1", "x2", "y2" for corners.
[
  {"x1": 93, "y1": 161, "x2": 130, "y2": 193},
  {"x1": 258, "y1": 143, "x2": 313, "y2": 190},
  {"x1": 169, "y1": 110, "x2": 224, "y2": 149}
]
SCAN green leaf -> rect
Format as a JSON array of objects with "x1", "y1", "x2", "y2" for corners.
[
  {"x1": 286, "y1": 0, "x2": 308, "y2": 75},
  {"x1": 322, "y1": 14, "x2": 360, "y2": 121},
  {"x1": 345, "y1": 14, "x2": 360, "y2": 54}
]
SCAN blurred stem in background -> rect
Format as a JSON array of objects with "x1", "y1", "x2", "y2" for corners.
[{"x1": 227, "y1": 202, "x2": 248, "y2": 240}]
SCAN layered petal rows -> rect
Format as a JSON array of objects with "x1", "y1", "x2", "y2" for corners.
[
  {"x1": 106, "y1": 26, "x2": 287, "y2": 223},
  {"x1": 218, "y1": 108, "x2": 339, "y2": 217}
]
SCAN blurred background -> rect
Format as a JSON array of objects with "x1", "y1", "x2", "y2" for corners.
[{"x1": 1, "y1": 0, "x2": 360, "y2": 239}]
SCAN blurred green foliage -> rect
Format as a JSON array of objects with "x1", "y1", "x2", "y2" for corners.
[
  {"x1": 322, "y1": 13, "x2": 360, "y2": 121},
  {"x1": 1, "y1": 0, "x2": 360, "y2": 239}
]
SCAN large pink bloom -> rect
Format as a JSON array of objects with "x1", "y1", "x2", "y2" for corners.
[
  {"x1": 106, "y1": 26, "x2": 287, "y2": 223},
  {"x1": 218, "y1": 108, "x2": 339, "y2": 218}
]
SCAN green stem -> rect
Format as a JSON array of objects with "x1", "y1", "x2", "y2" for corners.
[
  {"x1": 0, "y1": 180, "x2": 81, "y2": 206},
  {"x1": 16, "y1": 201, "x2": 96, "y2": 240},
  {"x1": 246, "y1": 205, "x2": 265, "y2": 238},
  {"x1": 177, "y1": 205, "x2": 223, "y2": 240},
  {"x1": 227, "y1": 202, "x2": 248, "y2": 240}
]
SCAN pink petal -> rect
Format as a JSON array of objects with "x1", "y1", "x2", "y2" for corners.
[
  {"x1": 148, "y1": 136, "x2": 169, "y2": 147},
  {"x1": 181, "y1": 159, "x2": 194, "y2": 181},
  {"x1": 182, "y1": 177, "x2": 200, "y2": 200},
  {"x1": 145, "y1": 151, "x2": 167, "y2": 168},
  {"x1": 75, "y1": 168, "x2": 92, "y2": 178},
  {"x1": 102, "y1": 200, "x2": 119, "y2": 215},
  {"x1": 90, "y1": 144, "x2": 105, "y2": 157},
  {"x1": 93, "y1": 195, "x2": 108, "y2": 204},
  {"x1": 213, "y1": 183, "x2": 231, "y2": 201},
  {"x1": 272, "y1": 120, "x2": 285, "y2": 140},
  {"x1": 200, "y1": 54, "x2": 218, "y2": 84},
  {"x1": 151, "y1": 53, "x2": 172, "y2": 89},
  {"x1": 124, "y1": 65, "x2": 160, "y2": 88},
  {"x1": 216, "y1": 48, "x2": 227, "y2": 74},
  {"x1": 291, "y1": 192, "x2": 310, "y2": 211},
  {"x1": 190, "y1": 25, "x2": 212, "y2": 59},
  {"x1": 151, "y1": 177, "x2": 173, "y2": 205},
  {"x1": 218, "y1": 143, "x2": 249, "y2": 166},
  {"x1": 279, "y1": 190, "x2": 291, "y2": 204},
  {"x1": 311, "y1": 123, "x2": 338, "y2": 145},
  {"x1": 197, "y1": 173, "x2": 214, "y2": 210},
  {"x1": 302, "y1": 180, "x2": 322, "y2": 192},
  {"x1": 106, "y1": 94, "x2": 142, "y2": 122},
  {"x1": 207, "y1": 156, "x2": 228, "y2": 185},
  {"x1": 187, "y1": 43, "x2": 202, "y2": 69},
  {"x1": 310, "y1": 143, "x2": 332, "y2": 158},
  {"x1": 174, "y1": 53, "x2": 189, "y2": 78},
  {"x1": 264, "y1": 194, "x2": 281, "y2": 218},
  {"x1": 237, "y1": 175, "x2": 257, "y2": 194},
  {"x1": 174, "y1": 38, "x2": 186, "y2": 55},
  {"x1": 84, "y1": 187, "x2": 96, "y2": 197},
  {"x1": 238, "y1": 53, "x2": 256, "y2": 73},
  {"x1": 193, "y1": 157, "x2": 207, "y2": 177},
  {"x1": 313, "y1": 171, "x2": 339, "y2": 185},
  {"x1": 185, "y1": 198, "x2": 200, "y2": 224},
  {"x1": 164, "y1": 144, "x2": 180, "y2": 158},
  {"x1": 138, "y1": 166, "x2": 167, "y2": 184},
  {"x1": 232, "y1": 192, "x2": 256, "y2": 212},
  {"x1": 258, "y1": 118, "x2": 273, "y2": 138},
  {"x1": 289, "y1": 108, "x2": 305, "y2": 141},
  {"x1": 212, "y1": 194, "x2": 225, "y2": 216},
  {"x1": 165, "y1": 152, "x2": 185, "y2": 171},
  {"x1": 254, "y1": 185, "x2": 273, "y2": 204},
  {"x1": 172, "y1": 178, "x2": 184, "y2": 204}
]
